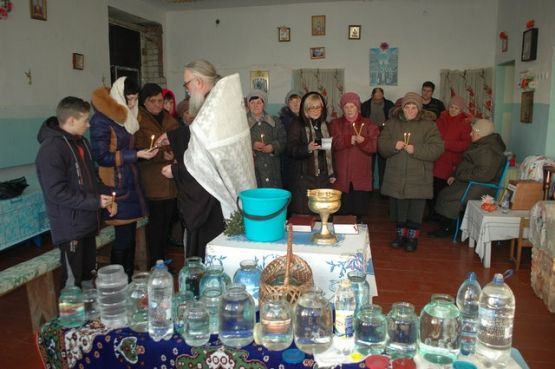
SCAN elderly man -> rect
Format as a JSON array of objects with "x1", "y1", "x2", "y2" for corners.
[
  {"x1": 159, "y1": 60, "x2": 256, "y2": 257},
  {"x1": 429, "y1": 119, "x2": 506, "y2": 238}
]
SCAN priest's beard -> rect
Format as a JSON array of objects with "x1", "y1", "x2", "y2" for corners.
[{"x1": 188, "y1": 91, "x2": 206, "y2": 119}]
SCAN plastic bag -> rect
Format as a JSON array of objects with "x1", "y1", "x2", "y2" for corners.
[{"x1": 0, "y1": 177, "x2": 29, "y2": 200}]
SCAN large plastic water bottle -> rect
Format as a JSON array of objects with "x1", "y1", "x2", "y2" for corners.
[
  {"x1": 475, "y1": 272, "x2": 515, "y2": 367},
  {"x1": 148, "y1": 260, "x2": 174, "y2": 341},
  {"x1": 456, "y1": 272, "x2": 481, "y2": 355},
  {"x1": 334, "y1": 279, "x2": 356, "y2": 351}
]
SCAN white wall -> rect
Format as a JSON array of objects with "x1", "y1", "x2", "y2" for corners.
[
  {"x1": 0, "y1": 0, "x2": 164, "y2": 119},
  {"x1": 165, "y1": 0, "x2": 498, "y2": 104}
]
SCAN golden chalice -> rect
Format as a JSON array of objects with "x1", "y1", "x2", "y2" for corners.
[{"x1": 307, "y1": 188, "x2": 342, "y2": 245}]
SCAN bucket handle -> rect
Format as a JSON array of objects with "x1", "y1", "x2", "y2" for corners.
[{"x1": 236, "y1": 196, "x2": 291, "y2": 221}]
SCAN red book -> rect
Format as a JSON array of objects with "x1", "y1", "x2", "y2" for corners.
[
  {"x1": 287, "y1": 215, "x2": 316, "y2": 232},
  {"x1": 333, "y1": 215, "x2": 359, "y2": 234}
]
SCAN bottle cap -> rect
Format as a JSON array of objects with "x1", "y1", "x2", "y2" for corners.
[
  {"x1": 282, "y1": 348, "x2": 304, "y2": 364},
  {"x1": 365, "y1": 355, "x2": 389, "y2": 369},
  {"x1": 452, "y1": 361, "x2": 478, "y2": 369},
  {"x1": 467, "y1": 271, "x2": 476, "y2": 282},
  {"x1": 391, "y1": 358, "x2": 416, "y2": 369},
  {"x1": 350, "y1": 351, "x2": 364, "y2": 362}
]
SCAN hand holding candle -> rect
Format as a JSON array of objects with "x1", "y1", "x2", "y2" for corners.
[
  {"x1": 260, "y1": 133, "x2": 265, "y2": 144},
  {"x1": 111, "y1": 191, "x2": 116, "y2": 205},
  {"x1": 149, "y1": 134, "x2": 155, "y2": 150}
]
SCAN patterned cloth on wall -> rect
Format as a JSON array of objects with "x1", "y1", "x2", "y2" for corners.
[
  {"x1": 439, "y1": 68, "x2": 493, "y2": 119},
  {"x1": 292, "y1": 69, "x2": 344, "y2": 120}
]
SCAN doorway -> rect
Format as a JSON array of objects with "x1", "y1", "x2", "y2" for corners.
[{"x1": 494, "y1": 61, "x2": 515, "y2": 148}]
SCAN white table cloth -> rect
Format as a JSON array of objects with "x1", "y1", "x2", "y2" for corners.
[
  {"x1": 460, "y1": 200, "x2": 529, "y2": 268},
  {"x1": 205, "y1": 224, "x2": 377, "y2": 301}
]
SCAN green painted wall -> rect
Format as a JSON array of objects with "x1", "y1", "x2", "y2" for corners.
[{"x1": 0, "y1": 117, "x2": 45, "y2": 169}]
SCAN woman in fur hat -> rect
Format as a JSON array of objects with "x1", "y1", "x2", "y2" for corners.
[
  {"x1": 90, "y1": 77, "x2": 158, "y2": 277},
  {"x1": 378, "y1": 92, "x2": 444, "y2": 252}
]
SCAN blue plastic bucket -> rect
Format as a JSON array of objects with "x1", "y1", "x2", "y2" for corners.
[{"x1": 238, "y1": 188, "x2": 291, "y2": 242}]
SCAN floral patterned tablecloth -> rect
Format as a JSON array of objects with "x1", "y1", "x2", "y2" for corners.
[{"x1": 36, "y1": 319, "x2": 365, "y2": 369}]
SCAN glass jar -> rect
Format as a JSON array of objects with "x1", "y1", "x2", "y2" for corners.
[
  {"x1": 83, "y1": 288, "x2": 100, "y2": 321},
  {"x1": 293, "y1": 287, "x2": 333, "y2": 354},
  {"x1": 355, "y1": 304, "x2": 387, "y2": 355},
  {"x1": 200, "y1": 287, "x2": 222, "y2": 335},
  {"x1": 178, "y1": 256, "x2": 206, "y2": 298},
  {"x1": 127, "y1": 272, "x2": 150, "y2": 332},
  {"x1": 419, "y1": 294, "x2": 462, "y2": 364},
  {"x1": 59, "y1": 286, "x2": 85, "y2": 328},
  {"x1": 348, "y1": 270, "x2": 370, "y2": 311},
  {"x1": 200, "y1": 265, "x2": 231, "y2": 295},
  {"x1": 386, "y1": 302, "x2": 418, "y2": 359},
  {"x1": 233, "y1": 260, "x2": 261, "y2": 308},
  {"x1": 219, "y1": 283, "x2": 256, "y2": 348},
  {"x1": 260, "y1": 298, "x2": 293, "y2": 351},
  {"x1": 96, "y1": 264, "x2": 128, "y2": 328},
  {"x1": 184, "y1": 301, "x2": 210, "y2": 347},
  {"x1": 173, "y1": 290, "x2": 195, "y2": 336}
]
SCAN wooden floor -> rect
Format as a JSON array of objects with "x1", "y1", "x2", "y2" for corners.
[{"x1": 1, "y1": 193, "x2": 553, "y2": 368}]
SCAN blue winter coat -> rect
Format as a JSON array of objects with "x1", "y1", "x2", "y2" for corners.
[
  {"x1": 35, "y1": 117, "x2": 101, "y2": 245},
  {"x1": 90, "y1": 88, "x2": 147, "y2": 224}
]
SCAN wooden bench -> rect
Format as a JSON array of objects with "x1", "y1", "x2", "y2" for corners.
[{"x1": 0, "y1": 218, "x2": 147, "y2": 331}]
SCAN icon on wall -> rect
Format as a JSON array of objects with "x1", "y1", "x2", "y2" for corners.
[{"x1": 30, "y1": 0, "x2": 47, "y2": 21}]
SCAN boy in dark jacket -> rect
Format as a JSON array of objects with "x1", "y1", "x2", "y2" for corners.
[{"x1": 36, "y1": 97, "x2": 115, "y2": 287}]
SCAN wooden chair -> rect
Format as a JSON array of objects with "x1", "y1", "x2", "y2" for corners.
[{"x1": 509, "y1": 217, "x2": 533, "y2": 270}]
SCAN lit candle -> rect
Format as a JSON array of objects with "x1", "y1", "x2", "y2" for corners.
[
  {"x1": 403, "y1": 132, "x2": 407, "y2": 144},
  {"x1": 261, "y1": 133, "x2": 265, "y2": 144},
  {"x1": 406, "y1": 132, "x2": 411, "y2": 145},
  {"x1": 149, "y1": 134, "x2": 155, "y2": 150},
  {"x1": 111, "y1": 191, "x2": 116, "y2": 204}
]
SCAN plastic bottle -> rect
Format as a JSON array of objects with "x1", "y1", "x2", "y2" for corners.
[
  {"x1": 475, "y1": 272, "x2": 515, "y2": 368},
  {"x1": 334, "y1": 279, "x2": 356, "y2": 351},
  {"x1": 148, "y1": 260, "x2": 174, "y2": 341},
  {"x1": 456, "y1": 272, "x2": 481, "y2": 355}
]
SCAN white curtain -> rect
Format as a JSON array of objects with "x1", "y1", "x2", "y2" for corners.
[
  {"x1": 440, "y1": 68, "x2": 494, "y2": 119},
  {"x1": 292, "y1": 69, "x2": 345, "y2": 119}
]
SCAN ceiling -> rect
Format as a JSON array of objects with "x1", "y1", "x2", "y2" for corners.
[{"x1": 140, "y1": 0, "x2": 360, "y2": 11}]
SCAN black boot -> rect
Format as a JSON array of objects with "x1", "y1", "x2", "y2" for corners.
[
  {"x1": 405, "y1": 229, "x2": 420, "y2": 252},
  {"x1": 392, "y1": 225, "x2": 407, "y2": 249},
  {"x1": 428, "y1": 217, "x2": 455, "y2": 238}
]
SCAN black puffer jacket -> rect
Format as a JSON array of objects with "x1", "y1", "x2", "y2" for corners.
[{"x1": 35, "y1": 117, "x2": 101, "y2": 245}]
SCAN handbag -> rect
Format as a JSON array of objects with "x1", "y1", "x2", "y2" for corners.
[{"x1": 0, "y1": 176, "x2": 29, "y2": 200}]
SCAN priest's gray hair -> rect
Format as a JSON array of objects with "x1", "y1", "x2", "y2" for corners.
[{"x1": 185, "y1": 60, "x2": 221, "y2": 87}]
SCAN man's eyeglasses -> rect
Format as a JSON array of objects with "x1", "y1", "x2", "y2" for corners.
[{"x1": 183, "y1": 78, "x2": 197, "y2": 89}]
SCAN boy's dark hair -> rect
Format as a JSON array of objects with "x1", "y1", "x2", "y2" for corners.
[
  {"x1": 56, "y1": 96, "x2": 90, "y2": 125},
  {"x1": 422, "y1": 81, "x2": 435, "y2": 91}
]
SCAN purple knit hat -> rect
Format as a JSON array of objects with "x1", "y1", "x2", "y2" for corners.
[{"x1": 340, "y1": 92, "x2": 361, "y2": 111}]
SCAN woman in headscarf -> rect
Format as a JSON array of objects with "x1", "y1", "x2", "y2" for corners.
[
  {"x1": 330, "y1": 92, "x2": 379, "y2": 220},
  {"x1": 90, "y1": 77, "x2": 158, "y2": 277},
  {"x1": 134, "y1": 83, "x2": 180, "y2": 267},
  {"x1": 286, "y1": 91, "x2": 336, "y2": 215},
  {"x1": 378, "y1": 92, "x2": 443, "y2": 252}
]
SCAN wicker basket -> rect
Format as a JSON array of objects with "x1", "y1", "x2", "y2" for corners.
[{"x1": 259, "y1": 225, "x2": 314, "y2": 305}]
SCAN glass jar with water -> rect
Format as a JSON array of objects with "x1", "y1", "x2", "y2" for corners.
[
  {"x1": 355, "y1": 304, "x2": 387, "y2": 355},
  {"x1": 293, "y1": 287, "x2": 333, "y2": 355},
  {"x1": 385, "y1": 302, "x2": 418, "y2": 358},
  {"x1": 96, "y1": 264, "x2": 129, "y2": 328},
  {"x1": 127, "y1": 272, "x2": 150, "y2": 332},
  {"x1": 233, "y1": 260, "x2": 261, "y2": 308},
  {"x1": 418, "y1": 294, "x2": 462, "y2": 364},
  {"x1": 259, "y1": 297, "x2": 293, "y2": 351},
  {"x1": 219, "y1": 283, "x2": 255, "y2": 348},
  {"x1": 59, "y1": 286, "x2": 85, "y2": 328},
  {"x1": 200, "y1": 264, "x2": 231, "y2": 295},
  {"x1": 178, "y1": 256, "x2": 205, "y2": 299}
]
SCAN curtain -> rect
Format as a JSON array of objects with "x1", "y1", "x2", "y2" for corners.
[
  {"x1": 293, "y1": 69, "x2": 345, "y2": 119},
  {"x1": 439, "y1": 68, "x2": 493, "y2": 119}
]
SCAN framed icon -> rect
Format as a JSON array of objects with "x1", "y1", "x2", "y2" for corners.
[
  {"x1": 310, "y1": 47, "x2": 325, "y2": 60},
  {"x1": 348, "y1": 25, "x2": 361, "y2": 40},
  {"x1": 278, "y1": 26, "x2": 290, "y2": 42},
  {"x1": 311, "y1": 15, "x2": 325, "y2": 36},
  {"x1": 73, "y1": 53, "x2": 84, "y2": 70},
  {"x1": 521, "y1": 28, "x2": 538, "y2": 62},
  {"x1": 30, "y1": 0, "x2": 47, "y2": 21},
  {"x1": 250, "y1": 70, "x2": 269, "y2": 93}
]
